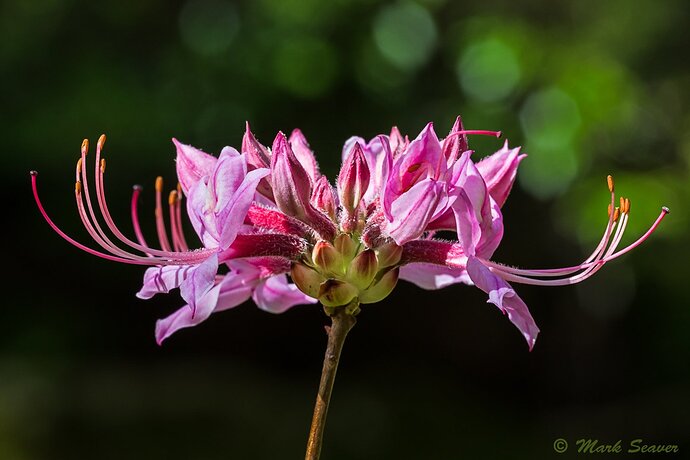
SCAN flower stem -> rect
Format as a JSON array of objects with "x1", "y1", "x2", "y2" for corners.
[{"x1": 305, "y1": 306, "x2": 357, "y2": 460}]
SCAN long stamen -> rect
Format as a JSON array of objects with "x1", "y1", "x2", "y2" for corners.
[
  {"x1": 30, "y1": 171, "x2": 160, "y2": 265},
  {"x1": 481, "y1": 172, "x2": 668, "y2": 286},
  {"x1": 444, "y1": 130, "x2": 502, "y2": 143},
  {"x1": 168, "y1": 190, "x2": 183, "y2": 252},
  {"x1": 596, "y1": 207, "x2": 669, "y2": 264},
  {"x1": 92, "y1": 136, "x2": 207, "y2": 260},
  {"x1": 489, "y1": 206, "x2": 667, "y2": 286},
  {"x1": 155, "y1": 176, "x2": 172, "y2": 252},
  {"x1": 131, "y1": 185, "x2": 150, "y2": 249},
  {"x1": 483, "y1": 176, "x2": 619, "y2": 277},
  {"x1": 174, "y1": 183, "x2": 189, "y2": 251},
  {"x1": 79, "y1": 139, "x2": 122, "y2": 249},
  {"x1": 31, "y1": 139, "x2": 215, "y2": 266}
]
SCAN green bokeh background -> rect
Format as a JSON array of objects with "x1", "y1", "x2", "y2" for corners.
[{"x1": 2, "y1": 0, "x2": 689, "y2": 458}]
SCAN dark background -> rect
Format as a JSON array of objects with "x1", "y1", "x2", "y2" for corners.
[{"x1": 2, "y1": 0, "x2": 689, "y2": 458}]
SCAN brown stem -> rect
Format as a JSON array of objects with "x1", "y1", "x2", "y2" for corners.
[{"x1": 305, "y1": 307, "x2": 357, "y2": 460}]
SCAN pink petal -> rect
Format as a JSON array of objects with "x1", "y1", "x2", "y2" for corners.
[
  {"x1": 173, "y1": 138, "x2": 218, "y2": 195},
  {"x1": 399, "y1": 263, "x2": 471, "y2": 290},
  {"x1": 338, "y1": 142, "x2": 371, "y2": 212},
  {"x1": 289, "y1": 129, "x2": 320, "y2": 182},
  {"x1": 217, "y1": 167, "x2": 270, "y2": 249},
  {"x1": 180, "y1": 254, "x2": 219, "y2": 317},
  {"x1": 155, "y1": 283, "x2": 222, "y2": 345},
  {"x1": 136, "y1": 265, "x2": 192, "y2": 299},
  {"x1": 385, "y1": 178, "x2": 444, "y2": 245},
  {"x1": 186, "y1": 178, "x2": 220, "y2": 247},
  {"x1": 476, "y1": 141, "x2": 525, "y2": 208},
  {"x1": 466, "y1": 257, "x2": 540, "y2": 350},
  {"x1": 155, "y1": 272, "x2": 255, "y2": 344},
  {"x1": 270, "y1": 132, "x2": 314, "y2": 221},
  {"x1": 252, "y1": 274, "x2": 317, "y2": 314}
]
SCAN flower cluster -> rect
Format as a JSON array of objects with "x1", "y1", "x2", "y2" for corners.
[{"x1": 31, "y1": 118, "x2": 668, "y2": 348}]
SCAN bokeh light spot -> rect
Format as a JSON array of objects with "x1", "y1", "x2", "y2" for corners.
[
  {"x1": 518, "y1": 144, "x2": 579, "y2": 200},
  {"x1": 457, "y1": 38, "x2": 521, "y2": 102},
  {"x1": 272, "y1": 37, "x2": 338, "y2": 99},
  {"x1": 373, "y1": 1, "x2": 437, "y2": 72},
  {"x1": 179, "y1": 0, "x2": 239, "y2": 57},
  {"x1": 520, "y1": 87, "x2": 581, "y2": 148},
  {"x1": 518, "y1": 88, "x2": 582, "y2": 199}
]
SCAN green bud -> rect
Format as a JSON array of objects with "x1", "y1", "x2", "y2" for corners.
[
  {"x1": 359, "y1": 268, "x2": 399, "y2": 304},
  {"x1": 291, "y1": 263, "x2": 326, "y2": 298},
  {"x1": 347, "y1": 249, "x2": 378, "y2": 290},
  {"x1": 333, "y1": 233, "x2": 358, "y2": 263},
  {"x1": 312, "y1": 241, "x2": 343, "y2": 276},
  {"x1": 318, "y1": 279, "x2": 359, "y2": 307},
  {"x1": 376, "y1": 242, "x2": 403, "y2": 268}
]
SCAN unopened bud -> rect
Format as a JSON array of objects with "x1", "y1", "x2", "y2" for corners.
[
  {"x1": 347, "y1": 249, "x2": 378, "y2": 290},
  {"x1": 311, "y1": 176, "x2": 337, "y2": 220},
  {"x1": 333, "y1": 233, "x2": 358, "y2": 262},
  {"x1": 312, "y1": 241, "x2": 343, "y2": 276},
  {"x1": 291, "y1": 263, "x2": 326, "y2": 298},
  {"x1": 376, "y1": 242, "x2": 403, "y2": 268},
  {"x1": 318, "y1": 279, "x2": 358, "y2": 307},
  {"x1": 359, "y1": 268, "x2": 399, "y2": 304},
  {"x1": 337, "y1": 142, "x2": 370, "y2": 213}
]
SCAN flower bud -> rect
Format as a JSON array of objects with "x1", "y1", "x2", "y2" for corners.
[
  {"x1": 312, "y1": 241, "x2": 343, "y2": 276},
  {"x1": 289, "y1": 129, "x2": 320, "y2": 182},
  {"x1": 271, "y1": 133, "x2": 336, "y2": 240},
  {"x1": 242, "y1": 123, "x2": 274, "y2": 200},
  {"x1": 359, "y1": 268, "x2": 399, "y2": 304},
  {"x1": 375, "y1": 242, "x2": 403, "y2": 268},
  {"x1": 347, "y1": 249, "x2": 378, "y2": 290},
  {"x1": 337, "y1": 142, "x2": 370, "y2": 213},
  {"x1": 291, "y1": 263, "x2": 326, "y2": 298},
  {"x1": 318, "y1": 279, "x2": 358, "y2": 307},
  {"x1": 333, "y1": 233, "x2": 357, "y2": 263},
  {"x1": 311, "y1": 176, "x2": 337, "y2": 220}
]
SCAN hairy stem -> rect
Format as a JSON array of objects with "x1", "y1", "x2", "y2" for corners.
[{"x1": 305, "y1": 307, "x2": 357, "y2": 460}]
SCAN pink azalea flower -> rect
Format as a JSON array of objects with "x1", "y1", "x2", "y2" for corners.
[{"x1": 31, "y1": 120, "x2": 669, "y2": 349}]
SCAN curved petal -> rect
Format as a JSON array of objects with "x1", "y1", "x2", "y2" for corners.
[
  {"x1": 399, "y1": 263, "x2": 471, "y2": 290},
  {"x1": 385, "y1": 178, "x2": 444, "y2": 245},
  {"x1": 180, "y1": 254, "x2": 219, "y2": 316},
  {"x1": 155, "y1": 283, "x2": 222, "y2": 345},
  {"x1": 252, "y1": 274, "x2": 317, "y2": 314},
  {"x1": 466, "y1": 257, "x2": 540, "y2": 350},
  {"x1": 289, "y1": 129, "x2": 320, "y2": 182},
  {"x1": 217, "y1": 167, "x2": 270, "y2": 248},
  {"x1": 476, "y1": 141, "x2": 525, "y2": 208},
  {"x1": 174, "y1": 138, "x2": 218, "y2": 194},
  {"x1": 186, "y1": 178, "x2": 220, "y2": 247},
  {"x1": 136, "y1": 265, "x2": 192, "y2": 299}
]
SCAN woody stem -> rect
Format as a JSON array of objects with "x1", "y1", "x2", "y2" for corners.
[{"x1": 305, "y1": 306, "x2": 357, "y2": 460}]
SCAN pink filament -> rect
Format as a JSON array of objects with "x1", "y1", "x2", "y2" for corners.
[
  {"x1": 155, "y1": 180, "x2": 172, "y2": 252},
  {"x1": 486, "y1": 207, "x2": 668, "y2": 286},
  {"x1": 30, "y1": 140, "x2": 215, "y2": 266}
]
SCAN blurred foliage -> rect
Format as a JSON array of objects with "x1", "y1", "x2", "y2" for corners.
[{"x1": 2, "y1": 0, "x2": 689, "y2": 459}]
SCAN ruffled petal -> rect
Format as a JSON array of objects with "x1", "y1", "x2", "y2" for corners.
[{"x1": 466, "y1": 257, "x2": 540, "y2": 350}]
